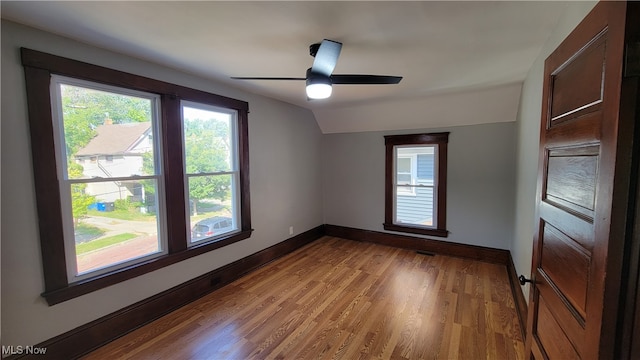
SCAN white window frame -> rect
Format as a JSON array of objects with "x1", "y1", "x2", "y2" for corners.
[
  {"x1": 180, "y1": 100, "x2": 241, "y2": 245},
  {"x1": 393, "y1": 145, "x2": 438, "y2": 226},
  {"x1": 50, "y1": 75, "x2": 168, "y2": 282}
]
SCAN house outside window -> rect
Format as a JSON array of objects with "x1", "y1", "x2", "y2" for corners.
[
  {"x1": 384, "y1": 133, "x2": 449, "y2": 237},
  {"x1": 21, "y1": 48, "x2": 252, "y2": 305}
]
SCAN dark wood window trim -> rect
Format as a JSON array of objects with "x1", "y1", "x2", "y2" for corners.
[
  {"x1": 21, "y1": 48, "x2": 252, "y2": 305},
  {"x1": 383, "y1": 132, "x2": 449, "y2": 237}
]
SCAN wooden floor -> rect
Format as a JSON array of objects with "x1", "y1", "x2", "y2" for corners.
[{"x1": 82, "y1": 236, "x2": 524, "y2": 359}]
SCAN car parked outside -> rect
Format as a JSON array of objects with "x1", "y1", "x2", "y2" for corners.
[{"x1": 191, "y1": 216, "x2": 234, "y2": 241}]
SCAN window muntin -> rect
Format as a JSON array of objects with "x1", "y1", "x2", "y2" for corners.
[
  {"x1": 181, "y1": 102, "x2": 241, "y2": 244},
  {"x1": 384, "y1": 133, "x2": 448, "y2": 237},
  {"x1": 50, "y1": 76, "x2": 166, "y2": 281}
]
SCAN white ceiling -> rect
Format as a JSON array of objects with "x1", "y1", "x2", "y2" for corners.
[{"x1": 1, "y1": 1, "x2": 572, "y2": 133}]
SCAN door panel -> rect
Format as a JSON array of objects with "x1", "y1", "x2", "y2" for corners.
[
  {"x1": 540, "y1": 223, "x2": 590, "y2": 317},
  {"x1": 526, "y1": 2, "x2": 636, "y2": 359},
  {"x1": 536, "y1": 296, "x2": 580, "y2": 359},
  {"x1": 545, "y1": 147, "x2": 598, "y2": 218},
  {"x1": 549, "y1": 32, "x2": 606, "y2": 123},
  {"x1": 536, "y1": 273, "x2": 585, "y2": 352}
]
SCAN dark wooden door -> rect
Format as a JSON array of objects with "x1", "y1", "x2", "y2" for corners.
[{"x1": 525, "y1": 2, "x2": 639, "y2": 359}]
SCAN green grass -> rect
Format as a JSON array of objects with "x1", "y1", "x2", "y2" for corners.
[
  {"x1": 87, "y1": 209, "x2": 155, "y2": 222},
  {"x1": 86, "y1": 200, "x2": 229, "y2": 223},
  {"x1": 75, "y1": 223, "x2": 105, "y2": 237},
  {"x1": 76, "y1": 233, "x2": 137, "y2": 254}
]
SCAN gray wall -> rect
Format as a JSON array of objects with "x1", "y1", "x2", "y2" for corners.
[
  {"x1": 1, "y1": 1, "x2": 600, "y2": 348},
  {"x1": 323, "y1": 122, "x2": 517, "y2": 250},
  {"x1": 1, "y1": 20, "x2": 324, "y2": 346},
  {"x1": 512, "y1": 1, "x2": 597, "y2": 301}
]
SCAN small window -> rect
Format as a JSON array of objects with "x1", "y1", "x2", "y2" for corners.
[
  {"x1": 181, "y1": 101, "x2": 240, "y2": 244},
  {"x1": 384, "y1": 133, "x2": 449, "y2": 237}
]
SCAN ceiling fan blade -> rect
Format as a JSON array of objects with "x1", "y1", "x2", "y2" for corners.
[
  {"x1": 331, "y1": 74, "x2": 403, "y2": 84},
  {"x1": 311, "y1": 39, "x2": 342, "y2": 77},
  {"x1": 230, "y1": 76, "x2": 306, "y2": 81}
]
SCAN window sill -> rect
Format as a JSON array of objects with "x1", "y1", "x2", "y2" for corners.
[
  {"x1": 383, "y1": 223, "x2": 448, "y2": 238},
  {"x1": 42, "y1": 229, "x2": 253, "y2": 305}
]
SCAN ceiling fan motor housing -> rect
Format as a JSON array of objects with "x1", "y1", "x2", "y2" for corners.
[{"x1": 306, "y1": 68, "x2": 331, "y2": 86}]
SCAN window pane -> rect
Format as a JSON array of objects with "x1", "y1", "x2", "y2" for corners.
[
  {"x1": 59, "y1": 84, "x2": 155, "y2": 179},
  {"x1": 416, "y1": 153, "x2": 435, "y2": 186},
  {"x1": 397, "y1": 173, "x2": 412, "y2": 185},
  {"x1": 395, "y1": 185, "x2": 434, "y2": 227},
  {"x1": 397, "y1": 157, "x2": 411, "y2": 173},
  {"x1": 72, "y1": 180, "x2": 161, "y2": 275},
  {"x1": 187, "y1": 174, "x2": 237, "y2": 243},
  {"x1": 183, "y1": 106, "x2": 232, "y2": 174}
]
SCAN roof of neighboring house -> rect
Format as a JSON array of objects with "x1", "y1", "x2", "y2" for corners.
[{"x1": 75, "y1": 122, "x2": 151, "y2": 156}]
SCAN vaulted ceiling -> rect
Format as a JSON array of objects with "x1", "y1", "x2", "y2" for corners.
[{"x1": 2, "y1": 1, "x2": 573, "y2": 133}]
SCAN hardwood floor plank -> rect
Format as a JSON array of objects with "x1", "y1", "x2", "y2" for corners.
[{"x1": 82, "y1": 236, "x2": 524, "y2": 359}]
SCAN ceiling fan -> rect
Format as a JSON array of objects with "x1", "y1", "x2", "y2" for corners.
[{"x1": 231, "y1": 39, "x2": 403, "y2": 100}]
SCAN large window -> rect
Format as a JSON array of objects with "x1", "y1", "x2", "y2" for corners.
[
  {"x1": 22, "y1": 48, "x2": 251, "y2": 305},
  {"x1": 50, "y1": 77, "x2": 167, "y2": 281},
  {"x1": 384, "y1": 133, "x2": 449, "y2": 237}
]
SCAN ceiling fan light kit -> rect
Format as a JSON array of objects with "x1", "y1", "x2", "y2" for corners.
[
  {"x1": 306, "y1": 82, "x2": 332, "y2": 99},
  {"x1": 231, "y1": 39, "x2": 402, "y2": 100},
  {"x1": 306, "y1": 69, "x2": 332, "y2": 99}
]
